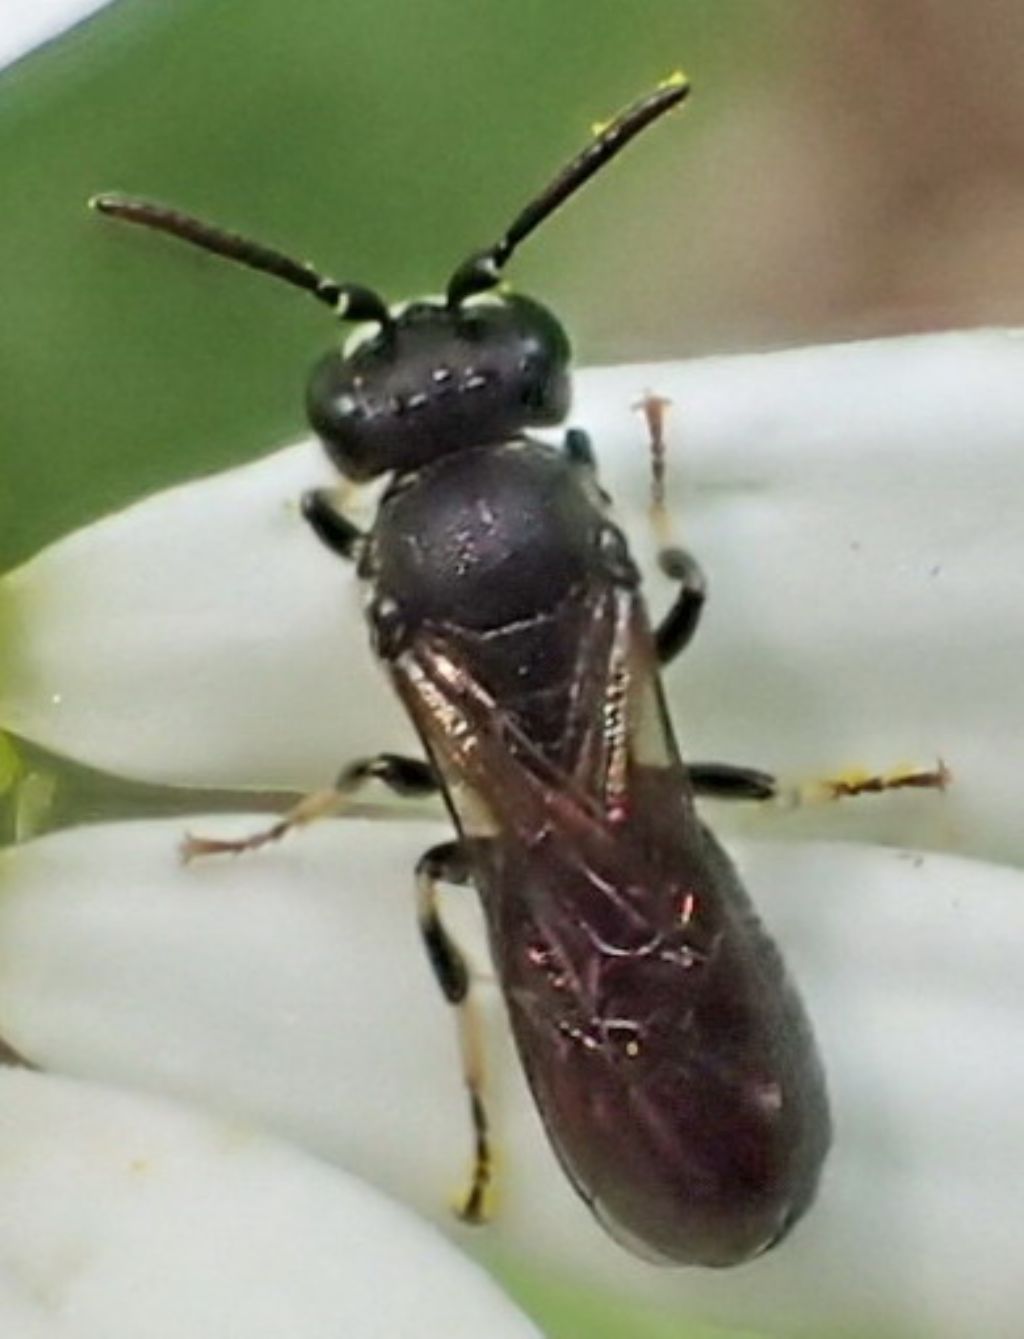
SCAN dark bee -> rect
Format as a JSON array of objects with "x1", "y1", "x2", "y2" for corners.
[{"x1": 93, "y1": 75, "x2": 833, "y2": 1266}]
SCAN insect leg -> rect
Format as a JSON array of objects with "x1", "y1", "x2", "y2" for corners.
[
  {"x1": 688, "y1": 761, "x2": 778, "y2": 800},
  {"x1": 689, "y1": 759, "x2": 951, "y2": 805},
  {"x1": 300, "y1": 487, "x2": 366, "y2": 561},
  {"x1": 627, "y1": 390, "x2": 708, "y2": 665},
  {"x1": 415, "y1": 839, "x2": 494, "y2": 1226},
  {"x1": 796, "y1": 760, "x2": 952, "y2": 803},
  {"x1": 181, "y1": 753, "x2": 439, "y2": 860},
  {"x1": 632, "y1": 391, "x2": 672, "y2": 518},
  {"x1": 562, "y1": 427, "x2": 597, "y2": 470},
  {"x1": 655, "y1": 546, "x2": 707, "y2": 664},
  {"x1": 561, "y1": 417, "x2": 703, "y2": 666}
]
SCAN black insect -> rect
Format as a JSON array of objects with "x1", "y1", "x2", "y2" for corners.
[{"x1": 92, "y1": 76, "x2": 833, "y2": 1267}]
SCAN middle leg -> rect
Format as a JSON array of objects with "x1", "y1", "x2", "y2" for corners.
[
  {"x1": 182, "y1": 752, "x2": 439, "y2": 859},
  {"x1": 688, "y1": 758, "x2": 950, "y2": 805}
]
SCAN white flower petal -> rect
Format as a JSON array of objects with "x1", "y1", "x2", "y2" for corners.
[
  {"x1": 0, "y1": 1, "x2": 116, "y2": 70},
  {"x1": 2, "y1": 331, "x2": 1021, "y2": 862},
  {"x1": 0, "y1": 441, "x2": 413, "y2": 789},
  {"x1": 0, "y1": 1067, "x2": 540, "y2": 1339},
  {"x1": 0, "y1": 816, "x2": 1020, "y2": 1338}
]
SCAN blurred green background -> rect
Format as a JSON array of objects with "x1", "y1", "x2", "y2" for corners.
[
  {"x1": 0, "y1": 0, "x2": 775, "y2": 573},
  {"x1": 6, "y1": 0, "x2": 1024, "y2": 577}
]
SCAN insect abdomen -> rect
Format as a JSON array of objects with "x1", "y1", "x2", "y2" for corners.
[{"x1": 491, "y1": 828, "x2": 831, "y2": 1267}]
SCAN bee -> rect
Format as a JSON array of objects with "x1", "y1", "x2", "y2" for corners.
[{"x1": 92, "y1": 76, "x2": 834, "y2": 1266}]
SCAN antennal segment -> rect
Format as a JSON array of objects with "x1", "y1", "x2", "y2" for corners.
[
  {"x1": 447, "y1": 73, "x2": 690, "y2": 307},
  {"x1": 90, "y1": 194, "x2": 392, "y2": 327}
]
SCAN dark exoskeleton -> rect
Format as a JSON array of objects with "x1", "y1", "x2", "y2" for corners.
[{"x1": 93, "y1": 76, "x2": 832, "y2": 1266}]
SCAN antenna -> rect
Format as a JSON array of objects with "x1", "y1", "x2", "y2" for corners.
[
  {"x1": 90, "y1": 194, "x2": 392, "y2": 327},
  {"x1": 446, "y1": 73, "x2": 689, "y2": 306}
]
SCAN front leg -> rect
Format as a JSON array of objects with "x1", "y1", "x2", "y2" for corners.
[
  {"x1": 301, "y1": 487, "x2": 366, "y2": 561},
  {"x1": 561, "y1": 426, "x2": 598, "y2": 471},
  {"x1": 560, "y1": 425, "x2": 707, "y2": 667},
  {"x1": 655, "y1": 547, "x2": 707, "y2": 665}
]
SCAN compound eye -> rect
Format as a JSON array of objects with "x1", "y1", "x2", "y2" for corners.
[{"x1": 306, "y1": 350, "x2": 374, "y2": 480}]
